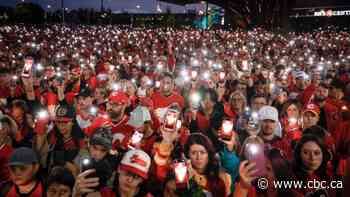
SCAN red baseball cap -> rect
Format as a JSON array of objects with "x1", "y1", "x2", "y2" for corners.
[
  {"x1": 303, "y1": 103, "x2": 320, "y2": 116},
  {"x1": 108, "y1": 91, "x2": 129, "y2": 105}
]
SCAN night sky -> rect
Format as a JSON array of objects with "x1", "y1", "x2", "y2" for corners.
[
  {"x1": 1, "y1": 0, "x2": 349, "y2": 13},
  {"x1": 0, "y1": 0, "x2": 208, "y2": 13}
]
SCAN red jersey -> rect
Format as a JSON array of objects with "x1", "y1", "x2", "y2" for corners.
[{"x1": 151, "y1": 91, "x2": 185, "y2": 110}]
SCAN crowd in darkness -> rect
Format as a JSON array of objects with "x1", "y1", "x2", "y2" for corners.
[{"x1": 0, "y1": 25, "x2": 350, "y2": 197}]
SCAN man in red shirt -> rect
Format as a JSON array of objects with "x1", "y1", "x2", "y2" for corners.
[
  {"x1": 152, "y1": 72, "x2": 185, "y2": 121},
  {"x1": 85, "y1": 91, "x2": 134, "y2": 150}
]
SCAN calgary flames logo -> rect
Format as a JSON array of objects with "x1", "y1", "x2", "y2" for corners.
[{"x1": 56, "y1": 106, "x2": 67, "y2": 117}]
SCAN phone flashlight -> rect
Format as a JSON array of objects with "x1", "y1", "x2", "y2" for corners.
[
  {"x1": 22, "y1": 58, "x2": 34, "y2": 78},
  {"x1": 191, "y1": 71, "x2": 198, "y2": 80},
  {"x1": 221, "y1": 120, "x2": 233, "y2": 140},
  {"x1": 37, "y1": 110, "x2": 49, "y2": 120},
  {"x1": 109, "y1": 65, "x2": 115, "y2": 71},
  {"x1": 288, "y1": 117, "x2": 298, "y2": 125},
  {"x1": 129, "y1": 131, "x2": 144, "y2": 149},
  {"x1": 81, "y1": 157, "x2": 96, "y2": 180},
  {"x1": 111, "y1": 83, "x2": 120, "y2": 91},
  {"x1": 36, "y1": 63, "x2": 44, "y2": 71},
  {"x1": 176, "y1": 120, "x2": 182, "y2": 130},
  {"x1": 190, "y1": 92, "x2": 201, "y2": 110},
  {"x1": 89, "y1": 106, "x2": 98, "y2": 116},
  {"x1": 342, "y1": 105, "x2": 348, "y2": 111},
  {"x1": 244, "y1": 143, "x2": 266, "y2": 177},
  {"x1": 251, "y1": 112, "x2": 258, "y2": 119},
  {"x1": 155, "y1": 81, "x2": 161, "y2": 88},
  {"x1": 202, "y1": 71, "x2": 210, "y2": 80},
  {"x1": 174, "y1": 162, "x2": 188, "y2": 184},
  {"x1": 242, "y1": 60, "x2": 248, "y2": 71},
  {"x1": 219, "y1": 72, "x2": 226, "y2": 81}
]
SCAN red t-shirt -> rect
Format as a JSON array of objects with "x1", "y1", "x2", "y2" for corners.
[
  {"x1": 0, "y1": 144, "x2": 13, "y2": 183},
  {"x1": 151, "y1": 91, "x2": 185, "y2": 110}
]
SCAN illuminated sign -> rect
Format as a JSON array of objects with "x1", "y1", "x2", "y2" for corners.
[{"x1": 314, "y1": 9, "x2": 350, "y2": 17}]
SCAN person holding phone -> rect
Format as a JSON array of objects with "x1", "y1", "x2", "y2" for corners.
[
  {"x1": 235, "y1": 145, "x2": 302, "y2": 197},
  {"x1": 72, "y1": 149, "x2": 152, "y2": 197},
  {"x1": 178, "y1": 133, "x2": 232, "y2": 197},
  {"x1": 280, "y1": 100, "x2": 303, "y2": 144},
  {"x1": 74, "y1": 127, "x2": 114, "y2": 192},
  {"x1": 150, "y1": 104, "x2": 189, "y2": 184},
  {"x1": 223, "y1": 91, "x2": 248, "y2": 123},
  {"x1": 187, "y1": 88, "x2": 225, "y2": 134},
  {"x1": 84, "y1": 91, "x2": 134, "y2": 151},
  {"x1": 9, "y1": 99, "x2": 35, "y2": 148},
  {"x1": 34, "y1": 104, "x2": 85, "y2": 174},
  {"x1": 152, "y1": 72, "x2": 185, "y2": 120}
]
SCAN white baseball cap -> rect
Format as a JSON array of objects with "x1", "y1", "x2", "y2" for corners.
[
  {"x1": 119, "y1": 149, "x2": 151, "y2": 179},
  {"x1": 258, "y1": 106, "x2": 279, "y2": 122},
  {"x1": 127, "y1": 106, "x2": 152, "y2": 128}
]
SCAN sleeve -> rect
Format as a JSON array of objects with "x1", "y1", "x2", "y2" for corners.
[{"x1": 219, "y1": 149, "x2": 241, "y2": 193}]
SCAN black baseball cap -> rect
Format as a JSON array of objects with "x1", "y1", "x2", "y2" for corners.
[
  {"x1": 55, "y1": 104, "x2": 75, "y2": 122},
  {"x1": 78, "y1": 87, "x2": 93, "y2": 98},
  {"x1": 8, "y1": 147, "x2": 39, "y2": 166}
]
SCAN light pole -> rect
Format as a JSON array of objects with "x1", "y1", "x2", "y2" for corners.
[
  {"x1": 61, "y1": 0, "x2": 65, "y2": 23},
  {"x1": 101, "y1": 0, "x2": 104, "y2": 12},
  {"x1": 45, "y1": 5, "x2": 51, "y2": 23}
]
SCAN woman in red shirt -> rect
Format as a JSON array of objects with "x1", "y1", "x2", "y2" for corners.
[{"x1": 292, "y1": 134, "x2": 336, "y2": 197}]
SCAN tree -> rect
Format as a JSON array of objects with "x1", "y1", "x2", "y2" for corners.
[{"x1": 14, "y1": 3, "x2": 45, "y2": 23}]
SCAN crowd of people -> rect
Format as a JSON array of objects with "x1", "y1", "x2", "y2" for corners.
[{"x1": 0, "y1": 24, "x2": 350, "y2": 197}]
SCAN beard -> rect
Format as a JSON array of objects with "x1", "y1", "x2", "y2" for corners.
[{"x1": 108, "y1": 110, "x2": 121, "y2": 120}]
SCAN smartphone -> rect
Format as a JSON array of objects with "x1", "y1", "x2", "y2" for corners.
[
  {"x1": 220, "y1": 120, "x2": 233, "y2": 140},
  {"x1": 164, "y1": 110, "x2": 179, "y2": 131},
  {"x1": 219, "y1": 72, "x2": 226, "y2": 82},
  {"x1": 128, "y1": 131, "x2": 144, "y2": 149},
  {"x1": 81, "y1": 157, "x2": 94, "y2": 171},
  {"x1": 37, "y1": 110, "x2": 49, "y2": 120},
  {"x1": 80, "y1": 157, "x2": 98, "y2": 190},
  {"x1": 242, "y1": 60, "x2": 249, "y2": 71},
  {"x1": 174, "y1": 161, "x2": 188, "y2": 188},
  {"x1": 244, "y1": 143, "x2": 266, "y2": 177},
  {"x1": 10, "y1": 76, "x2": 18, "y2": 87},
  {"x1": 89, "y1": 106, "x2": 98, "y2": 116},
  {"x1": 191, "y1": 70, "x2": 198, "y2": 80},
  {"x1": 190, "y1": 93, "x2": 201, "y2": 110},
  {"x1": 155, "y1": 81, "x2": 160, "y2": 88},
  {"x1": 22, "y1": 58, "x2": 33, "y2": 78}
]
